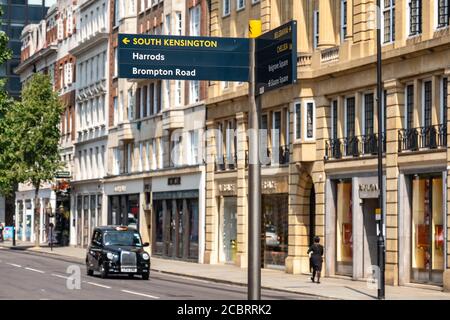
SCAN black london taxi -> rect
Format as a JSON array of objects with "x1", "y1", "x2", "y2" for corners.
[{"x1": 86, "y1": 226, "x2": 150, "y2": 280}]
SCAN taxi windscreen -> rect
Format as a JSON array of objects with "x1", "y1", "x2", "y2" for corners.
[{"x1": 103, "y1": 231, "x2": 142, "y2": 247}]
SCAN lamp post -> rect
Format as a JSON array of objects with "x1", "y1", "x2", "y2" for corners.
[
  {"x1": 376, "y1": 0, "x2": 386, "y2": 300},
  {"x1": 46, "y1": 202, "x2": 54, "y2": 251}
]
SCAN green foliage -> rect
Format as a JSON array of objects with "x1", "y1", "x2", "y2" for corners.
[{"x1": 10, "y1": 73, "x2": 64, "y2": 190}]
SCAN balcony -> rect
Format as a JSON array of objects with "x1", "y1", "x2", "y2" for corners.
[
  {"x1": 398, "y1": 124, "x2": 447, "y2": 152},
  {"x1": 321, "y1": 47, "x2": 339, "y2": 63},
  {"x1": 215, "y1": 154, "x2": 237, "y2": 172},
  {"x1": 162, "y1": 108, "x2": 184, "y2": 131},
  {"x1": 324, "y1": 133, "x2": 386, "y2": 160},
  {"x1": 244, "y1": 145, "x2": 290, "y2": 167}
]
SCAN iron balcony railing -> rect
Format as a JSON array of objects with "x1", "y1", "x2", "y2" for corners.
[
  {"x1": 398, "y1": 124, "x2": 447, "y2": 152},
  {"x1": 324, "y1": 133, "x2": 386, "y2": 160},
  {"x1": 215, "y1": 153, "x2": 237, "y2": 172},
  {"x1": 244, "y1": 145, "x2": 290, "y2": 167}
]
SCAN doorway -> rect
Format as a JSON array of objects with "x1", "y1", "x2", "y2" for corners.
[{"x1": 362, "y1": 199, "x2": 378, "y2": 278}]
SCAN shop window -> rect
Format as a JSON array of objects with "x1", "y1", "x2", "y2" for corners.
[
  {"x1": 336, "y1": 180, "x2": 353, "y2": 275},
  {"x1": 411, "y1": 176, "x2": 444, "y2": 284}
]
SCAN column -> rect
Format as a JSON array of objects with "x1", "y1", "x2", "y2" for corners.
[
  {"x1": 204, "y1": 120, "x2": 219, "y2": 264},
  {"x1": 318, "y1": 0, "x2": 336, "y2": 48},
  {"x1": 385, "y1": 79, "x2": 404, "y2": 286},
  {"x1": 236, "y1": 112, "x2": 248, "y2": 268},
  {"x1": 352, "y1": 177, "x2": 364, "y2": 279}
]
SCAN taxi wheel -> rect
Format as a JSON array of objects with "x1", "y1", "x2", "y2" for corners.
[
  {"x1": 100, "y1": 264, "x2": 108, "y2": 279},
  {"x1": 86, "y1": 267, "x2": 94, "y2": 276},
  {"x1": 128, "y1": 274, "x2": 134, "y2": 279},
  {"x1": 142, "y1": 273, "x2": 149, "y2": 280}
]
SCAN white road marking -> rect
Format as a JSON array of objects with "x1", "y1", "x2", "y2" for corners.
[
  {"x1": 121, "y1": 290, "x2": 160, "y2": 299},
  {"x1": 84, "y1": 281, "x2": 111, "y2": 289},
  {"x1": 6, "y1": 263, "x2": 22, "y2": 268},
  {"x1": 25, "y1": 267, "x2": 45, "y2": 274},
  {"x1": 51, "y1": 274, "x2": 69, "y2": 279}
]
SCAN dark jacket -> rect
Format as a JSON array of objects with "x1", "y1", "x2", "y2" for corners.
[{"x1": 307, "y1": 243, "x2": 324, "y2": 268}]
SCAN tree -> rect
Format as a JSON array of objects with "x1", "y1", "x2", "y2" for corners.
[
  {"x1": 0, "y1": 7, "x2": 16, "y2": 216},
  {"x1": 12, "y1": 73, "x2": 64, "y2": 247}
]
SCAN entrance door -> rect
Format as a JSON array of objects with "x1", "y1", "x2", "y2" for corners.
[
  {"x1": 363, "y1": 199, "x2": 378, "y2": 278},
  {"x1": 221, "y1": 197, "x2": 237, "y2": 263},
  {"x1": 411, "y1": 176, "x2": 445, "y2": 284}
]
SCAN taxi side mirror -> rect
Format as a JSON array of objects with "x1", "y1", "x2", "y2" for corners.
[{"x1": 143, "y1": 242, "x2": 150, "y2": 247}]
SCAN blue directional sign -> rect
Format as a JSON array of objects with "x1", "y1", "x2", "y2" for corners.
[
  {"x1": 118, "y1": 34, "x2": 250, "y2": 82},
  {"x1": 256, "y1": 21, "x2": 297, "y2": 95}
]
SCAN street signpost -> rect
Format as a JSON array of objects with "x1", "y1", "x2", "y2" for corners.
[
  {"x1": 255, "y1": 21, "x2": 297, "y2": 95},
  {"x1": 118, "y1": 21, "x2": 297, "y2": 301},
  {"x1": 118, "y1": 34, "x2": 250, "y2": 82}
]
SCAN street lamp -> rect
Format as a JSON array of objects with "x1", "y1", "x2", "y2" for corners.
[{"x1": 46, "y1": 202, "x2": 54, "y2": 251}]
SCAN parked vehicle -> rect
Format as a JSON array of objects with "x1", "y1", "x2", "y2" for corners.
[{"x1": 86, "y1": 226, "x2": 150, "y2": 280}]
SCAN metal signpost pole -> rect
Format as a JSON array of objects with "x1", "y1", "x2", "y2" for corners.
[
  {"x1": 248, "y1": 20, "x2": 262, "y2": 301},
  {"x1": 376, "y1": 0, "x2": 386, "y2": 300},
  {"x1": 12, "y1": 215, "x2": 16, "y2": 246}
]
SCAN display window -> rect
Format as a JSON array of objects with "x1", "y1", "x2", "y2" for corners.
[
  {"x1": 411, "y1": 175, "x2": 444, "y2": 284},
  {"x1": 336, "y1": 180, "x2": 353, "y2": 276}
]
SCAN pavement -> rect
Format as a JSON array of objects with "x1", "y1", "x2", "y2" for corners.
[{"x1": 1, "y1": 240, "x2": 450, "y2": 300}]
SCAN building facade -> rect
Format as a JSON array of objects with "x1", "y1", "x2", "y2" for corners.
[
  {"x1": 15, "y1": 0, "x2": 77, "y2": 245},
  {"x1": 203, "y1": 0, "x2": 450, "y2": 290},
  {"x1": 0, "y1": 0, "x2": 55, "y2": 229}
]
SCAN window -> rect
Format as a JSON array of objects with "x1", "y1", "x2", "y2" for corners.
[
  {"x1": 128, "y1": 89, "x2": 134, "y2": 120},
  {"x1": 443, "y1": 78, "x2": 448, "y2": 125},
  {"x1": 341, "y1": 0, "x2": 347, "y2": 41},
  {"x1": 114, "y1": 0, "x2": 120, "y2": 27},
  {"x1": 423, "y1": 81, "x2": 432, "y2": 127},
  {"x1": 383, "y1": 0, "x2": 396, "y2": 43},
  {"x1": 305, "y1": 102, "x2": 315, "y2": 139},
  {"x1": 313, "y1": 10, "x2": 319, "y2": 49},
  {"x1": 364, "y1": 93, "x2": 374, "y2": 135},
  {"x1": 165, "y1": 14, "x2": 171, "y2": 35},
  {"x1": 114, "y1": 47, "x2": 118, "y2": 77},
  {"x1": 295, "y1": 102, "x2": 301, "y2": 140},
  {"x1": 164, "y1": 80, "x2": 170, "y2": 109},
  {"x1": 438, "y1": 0, "x2": 450, "y2": 28},
  {"x1": 67, "y1": 9, "x2": 73, "y2": 34},
  {"x1": 406, "y1": 84, "x2": 414, "y2": 129},
  {"x1": 189, "y1": 5, "x2": 200, "y2": 36},
  {"x1": 237, "y1": 0, "x2": 245, "y2": 11},
  {"x1": 332, "y1": 100, "x2": 338, "y2": 140},
  {"x1": 409, "y1": 0, "x2": 422, "y2": 36},
  {"x1": 175, "y1": 11, "x2": 182, "y2": 35},
  {"x1": 190, "y1": 80, "x2": 199, "y2": 104},
  {"x1": 223, "y1": 0, "x2": 231, "y2": 16},
  {"x1": 175, "y1": 80, "x2": 182, "y2": 106},
  {"x1": 190, "y1": 130, "x2": 199, "y2": 165},
  {"x1": 345, "y1": 97, "x2": 355, "y2": 137},
  {"x1": 57, "y1": 18, "x2": 63, "y2": 40}
]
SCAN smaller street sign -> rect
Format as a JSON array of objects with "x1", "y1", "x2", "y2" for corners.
[{"x1": 255, "y1": 21, "x2": 297, "y2": 95}]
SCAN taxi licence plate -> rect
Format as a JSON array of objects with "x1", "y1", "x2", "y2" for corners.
[{"x1": 121, "y1": 267, "x2": 137, "y2": 273}]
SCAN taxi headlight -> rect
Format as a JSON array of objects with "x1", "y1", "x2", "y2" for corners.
[
  {"x1": 142, "y1": 253, "x2": 150, "y2": 260},
  {"x1": 107, "y1": 252, "x2": 117, "y2": 260}
]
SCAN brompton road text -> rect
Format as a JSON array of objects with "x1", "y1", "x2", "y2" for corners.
[{"x1": 132, "y1": 67, "x2": 196, "y2": 77}]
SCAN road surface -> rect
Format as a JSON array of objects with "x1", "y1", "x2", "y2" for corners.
[{"x1": 0, "y1": 248, "x2": 316, "y2": 300}]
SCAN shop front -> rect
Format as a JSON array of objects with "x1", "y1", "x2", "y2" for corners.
[
  {"x1": 261, "y1": 176, "x2": 289, "y2": 269},
  {"x1": 217, "y1": 181, "x2": 238, "y2": 264},
  {"x1": 72, "y1": 182, "x2": 104, "y2": 247},
  {"x1": 398, "y1": 171, "x2": 446, "y2": 286},
  {"x1": 151, "y1": 173, "x2": 205, "y2": 263},
  {"x1": 326, "y1": 174, "x2": 384, "y2": 279}
]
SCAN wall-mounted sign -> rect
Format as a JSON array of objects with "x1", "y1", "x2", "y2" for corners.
[
  {"x1": 55, "y1": 171, "x2": 71, "y2": 179},
  {"x1": 118, "y1": 34, "x2": 250, "y2": 82},
  {"x1": 168, "y1": 177, "x2": 181, "y2": 185},
  {"x1": 256, "y1": 20, "x2": 297, "y2": 95},
  {"x1": 359, "y1": 182, "x2": 380, "y2": 199},
  {"x1": 114, "y1": 185, "x2": 127, "y2": 192}
]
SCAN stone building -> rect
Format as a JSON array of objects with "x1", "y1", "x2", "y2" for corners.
[{"x1": 204, "y1": 0, "x2": 450, "y2": 290}]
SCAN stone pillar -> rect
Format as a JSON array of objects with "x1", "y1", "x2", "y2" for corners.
[
  {"x1": 444, "y1": 69, "x2": 450, "y2": 291},
  {"x1": 318, "y1": 0, "x2": 336, "y2": 48},
  {"x1": 385, "y1": 79, "x2": 404, "y2": 286},
  {"x1": 352, "y1": 177, "x2": 364, "y2": 279},
  {"x1": 286, "y1": 165, "x2": 307, "y2": 274},
  {"x1": 204, "y1": 120, "x2": 219, "y2": 264},
  {"x1": 236, "y1": 112, "x2": 248, "y2": 268}
]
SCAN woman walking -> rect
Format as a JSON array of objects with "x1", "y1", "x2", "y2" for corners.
[{"x1": 307, "y1": 236, "x2": 324, "y2": 284}]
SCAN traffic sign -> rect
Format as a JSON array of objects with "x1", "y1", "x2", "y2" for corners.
[
  {"x1": 118, "y1": 34, "x2": 250, "y2": 82},
  {"x1": 255, "y1": 21, "x2": 297, "y2": 95}
]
